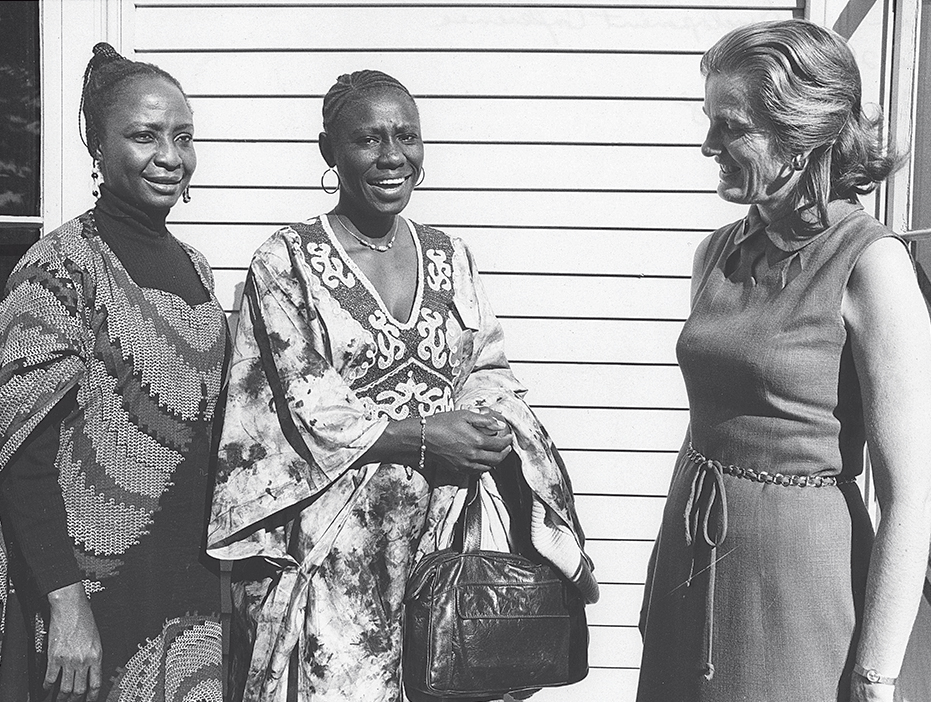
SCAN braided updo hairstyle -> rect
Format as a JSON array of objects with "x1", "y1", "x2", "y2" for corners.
[
  {"x1": 321, "y1": 69, "x2": 415, "y2": 135},
  {"x1": 80, "y1": 42, "x2": 189, "y2": 159},
  {"x1": 701, "y1": 19, "x2": 899, "y2": 226}
]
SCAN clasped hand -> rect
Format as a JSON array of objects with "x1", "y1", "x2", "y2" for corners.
[{"x1": 426, "y1": 409, "x2": 513, "y2": 474}]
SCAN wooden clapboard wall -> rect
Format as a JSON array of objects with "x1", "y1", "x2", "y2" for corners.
[{"x1": 130, "y1": 1, "x2": 802, "y2": 698}]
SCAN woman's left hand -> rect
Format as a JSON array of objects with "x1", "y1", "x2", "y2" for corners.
[
  {"x1": 471, "y1": 408, "x2": 510, "y2": 437},
  {"x1": 849, "y1": 677, "x2": 895, "y2": 702}
]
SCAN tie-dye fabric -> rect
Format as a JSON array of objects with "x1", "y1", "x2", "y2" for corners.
[
  {"x1": 209, "y1": 215, "x2": 594, "y2": 702},
  {"x1": 0, "y1": 211, "x2": 227, "y2": 702}
]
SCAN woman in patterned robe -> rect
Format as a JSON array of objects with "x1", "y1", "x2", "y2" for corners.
[
  {"x1": 0, "y1": 44, "x2": 226, "y2": 701},
  {"x1": 207, "y1": 70, "x2": 598, "y2": 702}
]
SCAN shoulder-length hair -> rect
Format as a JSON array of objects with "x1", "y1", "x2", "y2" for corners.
[{"x1": 701, "y1": 19, "x2": 899, "y2": 226}]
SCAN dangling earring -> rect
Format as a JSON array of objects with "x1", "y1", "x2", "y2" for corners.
[
  {"x1": 182, "y1": 186, "x2": 191, "y2": 204},
  {"x1": 321, "y1": 167, "x2": 340, "y2": 194},
  {"x1": 791, "y1": 154, "x2": 805, "y2": 172},
  {"x1": 91, "y1": 159, "x2": 101, "y2": 198},
  {"x1": 415, "y1": 167, "x2": 426, "y2": 188}
]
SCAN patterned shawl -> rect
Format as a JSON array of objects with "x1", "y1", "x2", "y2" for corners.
[{"x1": 0, "y1": 212, "x2": 227, "y2": 659}]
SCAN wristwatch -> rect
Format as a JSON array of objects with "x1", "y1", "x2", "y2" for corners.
[{"x1": 853, "y1": 663, "x2": 897, "y2": 686}]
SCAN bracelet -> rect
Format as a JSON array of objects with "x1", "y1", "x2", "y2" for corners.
[
  {"x1": 414, "y1": 415, "x2": 427, "y2": 479},
  {"x1": 853, "y1": 663, "x2": 897, "y2": 686}
]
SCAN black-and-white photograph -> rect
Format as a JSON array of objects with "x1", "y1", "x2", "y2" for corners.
[{"x1": 0, "y1": 1, "x2": 929, "y2": 700}]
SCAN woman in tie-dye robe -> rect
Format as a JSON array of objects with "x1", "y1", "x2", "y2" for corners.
[{"x1": 207, "y1": 70, "x2": 597, "y2": 702}]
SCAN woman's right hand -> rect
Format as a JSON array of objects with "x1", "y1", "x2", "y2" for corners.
[
  {"x1": 45, "y1": 582, "x2": 102, "y2": 701},
  {"x1": 425, "y1": 409, "x2": 513, "y2": 474}
]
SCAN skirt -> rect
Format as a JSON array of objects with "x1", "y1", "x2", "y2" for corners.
[{"x1": 636, "y1": 449, "x2": 873, "y2": 702}]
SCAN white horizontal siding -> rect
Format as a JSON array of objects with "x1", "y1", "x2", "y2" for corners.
[
  {"x1": 493, "y1": 318, "x2": 684, "y2": 363},
  {"x1": 191, "y1": 142, "x2": 719, "y2": 190},
  {"x1": 586, "y1": 541, "x2": 657, "y2": 583},
  {"x1": 219, "y1": 313, "x2": 687, "y2": 363},
  {"x1": 175, "y1": 188, "x2": 743, "y2": 228},
  {"x1": 136, "y1": 5, "x2": 795, "y2": 52},
  {"x1": 563, "y1": 451, "x2": 676, "y2": 496},
  {"x1": 130, "y1": 1, "x2": 801, "y2": 695},
  {"x1": 189, "y1": 96, "x2": 709, "y2": 144},
  {"x1": 533, "y1": 407, "x2": 688, "y2": 451},
  {"x1": 510, "y1": 363, "x2": 688, "y2": 408},
  {"x1": 575, "y1": 494, "x2": 668, "y2": 540},
  {"x1": 212, "y1": 271, "x2": 691, "y2": 322},
  {"x1": 172, "y1": 223, "x2": 705, "y2": 274},
  {"x1": 210, "y1": 268, "x2": 692, "y2": 318},
  {"x1": 151, "y1": 51, "x2": 708, "y2": 97}
]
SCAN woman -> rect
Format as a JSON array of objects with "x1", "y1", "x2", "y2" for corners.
[
  {"x1": 637, "y1": 20, "x2": 931, "y2": 702},
  {"x1": 0, "y1": 44, "x2": 227, "y2": 701},
  {"x1": 207, "y1": 69, "x2": 598, "y2": 702}
]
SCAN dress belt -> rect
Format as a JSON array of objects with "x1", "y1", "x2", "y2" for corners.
[
  {"x1": 681, "y1": 443, "x2": 855, "y2": 682},
  {"x1": 685, "y1": 444, "x2": 856, "y2": 488}
]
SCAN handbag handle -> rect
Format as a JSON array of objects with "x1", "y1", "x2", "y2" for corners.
[{"x1": 461, "y1": 477, "x2": 483, "y2": 552}]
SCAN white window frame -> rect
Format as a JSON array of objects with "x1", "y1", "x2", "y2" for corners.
[
  {"x1": 40, "y1": 0, "x2": 131, "y2": 233},
  {"x1": 885, "y1": 0, "x2": 923, "y2": 237}
]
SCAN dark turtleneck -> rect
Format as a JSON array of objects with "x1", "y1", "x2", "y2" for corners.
[
  {"x1": 94, "y1": 183, "x2": 209, "y2": 306},
  {"x1": 0, "y1": 188, "x2": 211, "y2": 597}
]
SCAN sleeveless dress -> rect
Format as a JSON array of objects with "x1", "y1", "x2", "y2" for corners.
[{"x1": 637, "y1": 200, "x2": 893, "y2": 702}]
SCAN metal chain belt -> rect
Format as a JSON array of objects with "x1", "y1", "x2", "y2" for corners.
[{"x1": 686, "y1": 444, "x2": 856, "y2": 488}]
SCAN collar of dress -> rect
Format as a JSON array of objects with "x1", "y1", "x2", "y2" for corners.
[{"x1": 734, "y1": 199, "x2": 863, "y2": 253}]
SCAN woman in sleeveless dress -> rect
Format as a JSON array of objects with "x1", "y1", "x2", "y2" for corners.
[
  {"x1": 637, "y1": 20, "x2": 931, "y2": 702},
  {"x1": 0, "y1": 44, "x2": 226, "y2": 701},
  {"x1": 207, "y1": 70, "x2": 598, "y2": 702}
]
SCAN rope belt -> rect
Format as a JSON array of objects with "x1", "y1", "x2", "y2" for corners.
[{"x1": 681, "y1": 443, "x2": 855, "y2": 682}]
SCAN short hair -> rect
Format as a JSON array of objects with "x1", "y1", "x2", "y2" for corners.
[
  {"x1": 322, "y1": 70, "x2": 415, "y2": 134},
  {"x1": 701, "y1": 19, "x2": 899, "y2": 225},
  {"x1": 79, "y1": 42, "x2": 190, "y2": 159}
]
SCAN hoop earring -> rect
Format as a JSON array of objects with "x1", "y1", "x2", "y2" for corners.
[
  {"x1": 321, "y1": 167, "x2": 340, "y2": 194},
  {"x1": 91, "y1": 160, "x2": 101, "y2": 198},
  {"x1": 182, "y1": 186, "x2": 191, "y2": 204},
  {"x1": 415, "y1": 167, "x2": 426, "y2": 188}
]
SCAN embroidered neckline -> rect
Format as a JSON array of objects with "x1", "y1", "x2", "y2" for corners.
[{"x1": 321, "y1": 214, "x2": 425, "y2": 329}]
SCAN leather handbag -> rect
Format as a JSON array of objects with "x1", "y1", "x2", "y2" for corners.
[{"x1": 402, "y1": 475, "x2": 589, "y2": 700}]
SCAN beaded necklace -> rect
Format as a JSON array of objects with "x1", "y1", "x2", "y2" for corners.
[{"x1": 332, "y1": 213, "x2": 399, "y2": 252}]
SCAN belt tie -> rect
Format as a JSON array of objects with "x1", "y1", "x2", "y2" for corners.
[
  {"x1": 684, "y1": 451, "x2": 729, "y2": 553},
  {"x1": 682, "y1": 446, "x2": 728, "y2": 682},
  {"x1": 679, "y1": 443, "x2": 854, "y2": 682}
]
